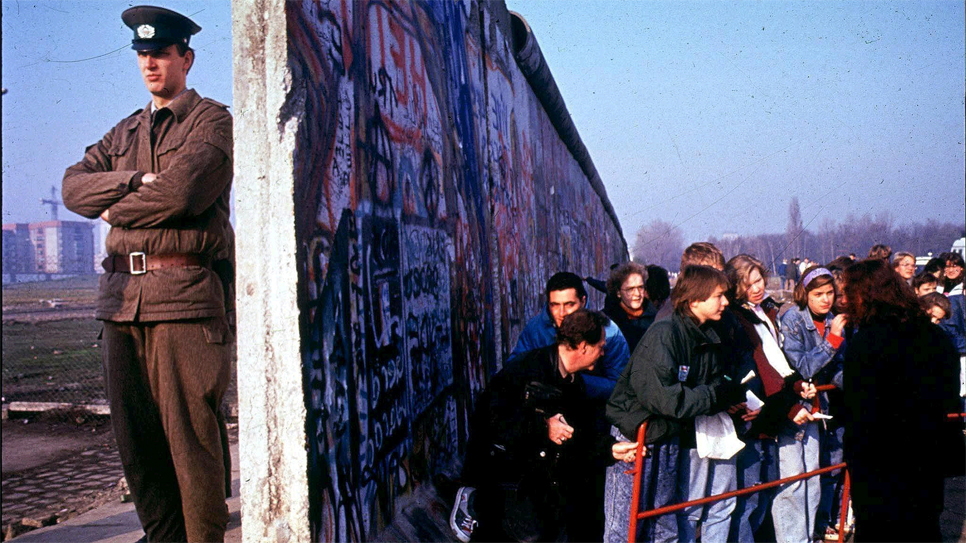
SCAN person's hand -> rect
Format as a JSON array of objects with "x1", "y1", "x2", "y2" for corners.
[
  {"x1": 728, "y1": 402, "x2": 759, "y2": 422},
  {"x1": 611, "y1": 441, "x2": 640, "y2": 463},
  {"x1": 547, "y1": 414, "x2": 574, "y2": 445},
  {"x1": 142, "y1": 173, "x2": 157, "y2": 183},
  {"x1": 800, "y1": 382, "x2": 817, "y2": 400},
  {"x1": 830, "y1": 314, "x2": 848, "y2": 337},
  {"x1": 100, "y1": 209, "x2": 110, "y2": 221},
  {"x1": 792, "y1": 408, "x2": 814, "y2": 425}
]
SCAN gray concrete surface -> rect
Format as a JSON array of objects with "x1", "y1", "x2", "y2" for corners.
[{"x1": 9, "y1": 442, "x2": 241, "y2": 543}]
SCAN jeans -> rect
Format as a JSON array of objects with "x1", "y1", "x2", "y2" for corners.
[
  {"x1": 603, "y1": 427, "x2": 680, "y2": 543},
  {"x1": 730, "y1": 438, "x2": 778, "y2": 542},
  {"x1": 774, "y1": 423, "x2": 821, "y2": 543},
  {"x1": 678, "y1": 448, "x2": 737, "y2": 543}
]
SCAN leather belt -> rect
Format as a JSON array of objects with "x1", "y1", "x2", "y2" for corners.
[{"x1": 102, "y1": 253, "x2": 211, "y2": 275}]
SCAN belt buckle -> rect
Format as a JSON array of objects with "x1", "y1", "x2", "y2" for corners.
[{"x1": 129, "y1": 252, "x2": 147, "y2": 275}]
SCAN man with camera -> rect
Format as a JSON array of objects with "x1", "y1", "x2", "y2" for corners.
[{"x1": 460, "y1": 310, "x2": 637, "y2": 542}]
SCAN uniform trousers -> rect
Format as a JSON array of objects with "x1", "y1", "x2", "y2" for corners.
[{"x1": 103, "y1": 318, "x2": 232, "y2": 542}]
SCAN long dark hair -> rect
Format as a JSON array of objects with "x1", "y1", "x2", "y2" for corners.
[{"x1": 843, "y1": 258, "x2": 923, "y2": 327}]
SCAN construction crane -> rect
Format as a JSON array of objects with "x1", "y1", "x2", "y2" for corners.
[{"x1": 40, "y1": 185, "x2": 62, "y2": 221}]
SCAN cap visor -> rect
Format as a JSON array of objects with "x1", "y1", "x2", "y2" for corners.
[{"x1": 131, "y1": 39, "x2": 175, "y2": 52}]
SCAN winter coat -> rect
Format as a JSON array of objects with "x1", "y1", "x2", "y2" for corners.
[
  {"x1": 62, "y1": 90, "x2": 234, "y2": 322},
  {"x1": 606, "y1": 312, "x2": 733, "y2": 447}
]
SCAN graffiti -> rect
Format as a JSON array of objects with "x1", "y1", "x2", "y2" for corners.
[
  {"x1": 290, "y1": 1, "x2": 625, "y2": 540},
  {"x1": 401, "y1": 224, "x2": 453, "y2": 416}
]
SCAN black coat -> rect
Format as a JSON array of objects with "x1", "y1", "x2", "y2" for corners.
[
  {"x1": 843, "y1": 318, "x2": 961, "y2": 541},
  {"x1": 464, "y1": 345, "x2": 614, "y2": 541}
]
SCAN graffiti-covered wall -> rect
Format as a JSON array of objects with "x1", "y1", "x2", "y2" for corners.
[{"x1": 284, "y1": 0, "x2": 626, "y2": 539}]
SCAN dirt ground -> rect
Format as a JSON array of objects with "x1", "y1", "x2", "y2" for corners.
[{"x1": 1, "y1": 412, "x2": 113, "y2": 473}]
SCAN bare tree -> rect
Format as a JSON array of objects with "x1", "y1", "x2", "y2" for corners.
[
  {"x1": 786, "y1": 196, "x2": 803, "y2": 258},
  {"x1": 632, "y1": 220, "x2": 686, "y2": 271}
]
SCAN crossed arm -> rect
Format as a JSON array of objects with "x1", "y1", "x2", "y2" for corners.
[{"x1": 62, "y1": 109, "x2": 232, "y2": 228}]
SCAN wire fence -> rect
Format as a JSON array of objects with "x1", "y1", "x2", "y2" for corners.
[
  {"x1": 2, "y1": 317, "x2": 105, "y2": 406},
  {"x1": 2, "y1": 277, "x2": 237, "y2": 420}
]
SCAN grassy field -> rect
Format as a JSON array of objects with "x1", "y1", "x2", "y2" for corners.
[
  {"x1": 2, "y1": 277, "x2": 237, "y2": 409},
  {"x1": 3, "y1": 278, "x2": 103, "y2": 404},
  {"x1": 1, "y1": 319, "x2": 104, "y2": 404},
  {"x1": 2, "y1": 275, "x2": 99, "y2": 308}
]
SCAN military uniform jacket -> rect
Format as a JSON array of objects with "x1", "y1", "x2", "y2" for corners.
[{"x1": 63, "y1": 89, "x2": 233, "y2": 322}]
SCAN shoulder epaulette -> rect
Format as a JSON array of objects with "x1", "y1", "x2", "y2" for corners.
[{"x1": 202, "y1": 98, "x2": 230, "y2": 110}]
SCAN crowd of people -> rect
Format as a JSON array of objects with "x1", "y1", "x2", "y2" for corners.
[{"x1": 451, "y1": 243, "x2": 965, "y2": 543}]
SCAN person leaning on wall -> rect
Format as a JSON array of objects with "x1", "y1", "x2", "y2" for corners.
[{"x1": 61, "y1": 6, "x2": 235, "y2": 542}]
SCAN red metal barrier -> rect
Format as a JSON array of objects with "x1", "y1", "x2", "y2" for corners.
[
  {"x1": 623, "y1": 386, "x2": 963, "y2": 543},
  {"x1": 625, "y1": 422, "x2": 648, "y2": 541},
  {"x1": 624, "y1": 414, "x2": 852, "y2": 542}
]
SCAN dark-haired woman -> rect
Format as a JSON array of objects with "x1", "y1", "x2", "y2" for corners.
[
  {"x1": 939, "y1": 252, "x2": 966, "y2": 416},
  {"x1": 842, "y1": 259, "x2": 960, "y2": 541},
  {"x1": 779, "y1": 266, "x2": 846, "y2": 541}
]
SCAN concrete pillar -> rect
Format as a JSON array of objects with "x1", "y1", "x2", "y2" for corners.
[{"x1": 233, "y1": 0, "x2": 311, "y2": 541}]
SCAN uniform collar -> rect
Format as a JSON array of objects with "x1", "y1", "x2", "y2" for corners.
[{"x1": 142, "y1": 88, "x2": 200, "y2": 124}]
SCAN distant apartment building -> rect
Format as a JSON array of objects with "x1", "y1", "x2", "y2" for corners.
[
  {"x1": 92, "y1": 220, "x2": 110, "y2": 273},
  {"x1": 2, "y1": 220, "x2": 95, "y2": 275}
]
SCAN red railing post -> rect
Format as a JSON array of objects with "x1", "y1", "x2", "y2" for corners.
[
  {"x1": 626, "y1": 423, "x2": 647, "y2": 543},
  {"x1": 837, "y1": 468, "x2": 851, "y2": 543}
]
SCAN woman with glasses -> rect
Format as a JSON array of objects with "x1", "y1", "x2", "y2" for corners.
[
  {"x1": 892, "y1": 252, "x2": 917, "y2": 284},
  {"x1": 604, "y1": 262, "x2": 657, "y2": 352}
]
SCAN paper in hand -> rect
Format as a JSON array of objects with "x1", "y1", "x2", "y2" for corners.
[
  {"x1": 812, "y1": 413, "x2": 833, "y2": 420},
  {"x1": 740, "y1": 370, "x2": 757, "y2": 385},
  {"x1": 744, "y1": 389, "x2": 765, "y2": 411}
]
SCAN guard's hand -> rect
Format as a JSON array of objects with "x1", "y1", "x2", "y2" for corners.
[
  {"x1": 792, "y1": 408, "x2": 815, "y2": 425},
  {"x1": 611, "y1": 441, "x2": 640, "y2": 463},
  {"x1": 830, "y1": 314, "x2": 848, "y2": 337},
  {"x1": 142, "y1": 173, "x2": 157, "y2": 184},
  {"x1": 547, "y1": 413, "x2": 574, "y2": 445},
  {"x1": 727, "y1": 402, "x2": 748, "y2": 415},
  {"x1": 800, "y1": 382, "x2": 817, "y2": 400}
]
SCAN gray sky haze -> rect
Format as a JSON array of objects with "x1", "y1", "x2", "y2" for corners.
[{"x1": 3, "y1": 0, "x2": 963, "y2": 244}]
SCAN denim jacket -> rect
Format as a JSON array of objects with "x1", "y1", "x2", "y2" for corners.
[
  {"x1": 780, "y1": 306, "x2": 840, "y2": 380},
  {"x1": 780, "y1": 306, "x2": 845, "y2": 422},
  {"x1": 508, "y1": 309, "x2": 630, "y2": 401}
]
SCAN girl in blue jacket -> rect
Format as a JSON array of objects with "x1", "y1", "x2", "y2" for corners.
[{"x1": 779, "y1": 266, "x2": 846, "y2": 542}]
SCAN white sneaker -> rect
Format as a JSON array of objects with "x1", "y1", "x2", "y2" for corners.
[{"x1": 450, "y1": 486, "x2": 477, "y2": 543}]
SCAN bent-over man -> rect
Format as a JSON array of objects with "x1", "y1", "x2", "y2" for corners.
[{"x1": 464, "y1": 310, "x2": 637, "y2": 542}]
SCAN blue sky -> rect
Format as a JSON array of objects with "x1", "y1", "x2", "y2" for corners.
[
  {"x1": 1, "y1": 0, "x2": 232, "y2": 224},
  {"x1": 3, "y1": 0, "x2": 963, "y2": 243}
]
